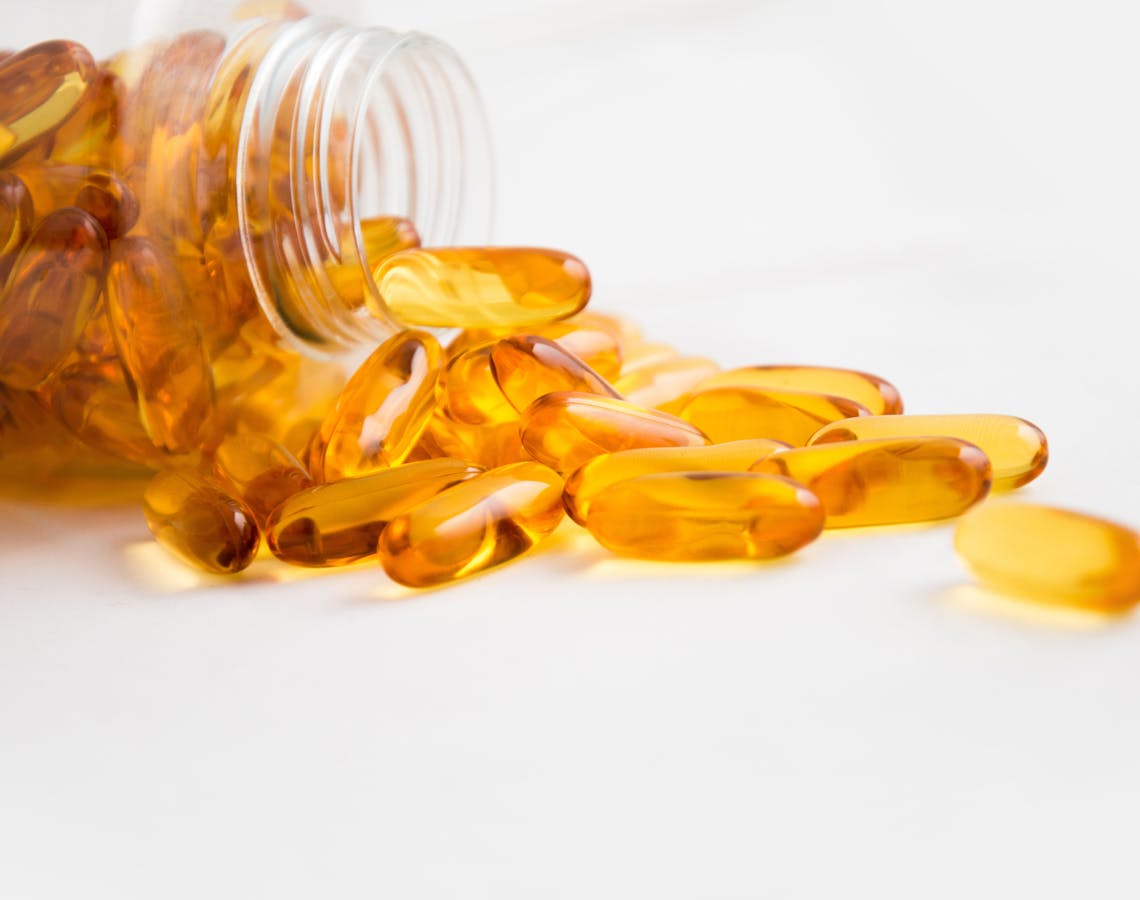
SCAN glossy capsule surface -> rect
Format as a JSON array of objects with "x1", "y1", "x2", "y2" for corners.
[
  {"x1": 585, "y1": 472, "x2": 824, "y2": 561},
  {"x1": 750, "y1": 437, "x2": 991, "y2": 527},
  {"x1": 143, "y1": 469, "x2": 259, "y2": 575},
  {"x1": 447, "y1": 318, "x2": 624, "y2": 380},
  {"x1": 809, "y1": 414, "x2": 1048, "y2": 490},
  {"x1": 0, "y1": 208, "x2": 107, "y2": 389},
  {"x1": 309, "y1": 330, "x2": 442, "y2": 481},
  {"x1": 680, "y1": 386, "x2": 869, "y2": 446},
  {"x1": 378, "y1": 462, "x2": 565, "y2": 587},
  {"x1": 267, "y1": 458, "x2": 481, "y2": 567},
  {"x1": 955, "y1": 503, "x2": 1140, "y2": 613},
  {"x1": 699, "y1": 365, "x2": 903, "y2": 415},
  {"x1": 371, "y1": 247, "x2": 591, "y2": 328},
  {"x1": 14, "y1": 163, "x2": 140, "y2": 238},
  {"x1": 616, "y1": 356, "x2": 720, "y2": 413},
  {"x1": 490, "y1": 334, "x2": 620, "y2": 413},
  {"x1": 0, "y1": 172, "x2": 33, "y2": 281},
  {"x1": 213, "y1": 433, "x2": 313, "y2": 527},
  {"x1": 520, "y1": 391, "x2": 711, "y2": 476},
  {"x1": 412, "y1": 413, "x2": 530, "y2": 470},
  {"x1": 442, "y1": 344, "x2": 515, "y2": 426},
  {"x1": 564, "y1": 438, "x2": 790, "y2": 525}
]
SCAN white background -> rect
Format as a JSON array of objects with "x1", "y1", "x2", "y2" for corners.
[{"x1": 4, "y1": 1, "x2": 1140, "y2": 897}]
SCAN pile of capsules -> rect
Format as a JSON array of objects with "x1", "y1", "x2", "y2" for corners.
[{"x1": 0, "y1": 37, "x2": 1138, "y2": 613}]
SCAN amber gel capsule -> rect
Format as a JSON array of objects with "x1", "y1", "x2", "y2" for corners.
[
  {"x1": 14, "y1": 163, "x2": 140, "y2": 238},
  {"x1": 520, "y1": 391, "x2": 711, "y2": 476},
  {"x1": 750, "y1": 437, "x2": 991, "y2": 527},
  {"x1": 442, "y1": 344, "x2": 516, "y2": 426},
  {"x1": 143, "y1": 469, "x2": 259, "y2": 575},
  {"x1": 563, "y1": 438, "x2": 789, "y2": 525},
  {"x1": 616, "y1": 356, "x2": 720, "y2": 413},
  {"x1": 448, "y1": 318, "x2": 624, "y2": 380},
  {"x1": 699, "y1": 365, "x2": 903, "y2": 416},
  {"x1": 378, "y1": 462, "x2": 565, "y2": 587},
  {"x1": 955, "y1": 504, "x2": 1140, "y2": 613},
  {"x1": 680, "y1": 386, "x2": 869, "y2": 446},
  {"x1": 371, "y1": 247, "x2": 591, "y2": 328},
  {"x1": 267, "y1": 458, "x2": 481, "y2": 567},
  {"x1": 213, "y1": 433, "x2": 314, "y2": 527},
  {"x1": 0, "y1": 172, "x2": 33, "y2": 282},
  {"x1": 490, "y1": 334, "x2": 621, "y2": 413},
  {"x1": 585, "y1": 472, "x2": 824, "y2": 562},
  {"x1": 809, "y1": 414, "x2": 1048, "y2": 490}
]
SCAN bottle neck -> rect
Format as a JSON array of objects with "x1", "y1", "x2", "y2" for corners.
[{"x1": 233, "y1": 18, "x2": 494, "y2": 356}]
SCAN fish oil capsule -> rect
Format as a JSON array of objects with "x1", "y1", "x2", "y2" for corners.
[
  {"x1": 442, "y1": 344, "x2": 516, "y2": 426},
  {"x1": 412, "y1": 413, "x2": 530, "y2": 470},
  {"x1": 105, "y1": 237, "x2": 215, "y2": 453},
  {"x1": 0, "y1": 208, "x2": 107, "y2": 390},
  {"x1": 616, "y1": 356, "x2": 720, "y2": 413},
  {"x1": 564, "y1": 438, "x2": 790, "y2": 525},
  {"x1": 490, "y1": 334, "x2": 621, "y2": 413},
  {"x1": 679, "y1": 386, "x2": 869, "y2": 446},
  {"x1": 809, "y1": 414, "x2": 1048, "y2": 490},
  {"x1": 447, "y1": 319, "x2": 624, "y2": 381},
  {"x1": 266, "y1": 458, "x2": 481, "y2": 567},
  {"x1": 955, "y1": 503, "x2": 1140, "y2": 613},
  {"x1": 371, "y1": 247, "x2": 591, "y2": 328},
  {"x1": 750, "y1": 437, "x2": 991, "y2": 527},
  {"x1": 143, "y1": 469, "x2": 259, "y2": 575},
  {"x1": 585, "y1": 472, "x2": 824, "y2": 562},
  {"x1": 327, "y1": 216, "x2": 421, "y2": 307},
  {"x1": 213, "y1": 433, "x2": 314, "y2": 527},
  {"x1": 520, "y1": 391, "x2": 711, "y2": 476},
  {"x1": 0, "y1": 41, "x2": 96, "y2": 166},
  {"x1": 699, "y1": 365, "x2": 903, "y2": 415},
  {"x1": 42, "y1": 66, "x2": 122, "y2": 167},
  {"x1": 13, "y1": 163, "x2": 140, "y2": 238},
  {"x1": 378, "y1": 461, "x2": 565, "y2": 587},
  {"x1": 0, "y1": 172, "x2": 33, "y2": 283},
  {"x1": 308, "y1": 330, "x2": 443, "y2": 481},
  {"x1": 618, "y1": 341, "x2": 681, "y2": 375},
  {"x1": 571, "y1": 311, "x2": 643, "y2": 354}
]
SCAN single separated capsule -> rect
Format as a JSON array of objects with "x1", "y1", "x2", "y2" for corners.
[
  {"x1": 267, "y1": 458, "x2": 482, "y2": 567},
  {"x1": 809, "y1": 413, "x2": 1048, "y2": 490},
  {"x1": 143, "y1": 469, "x2": 259, "y2": 575},
  {"x1": 699, "y1": 365, "x2": 903, "y2": 415},
  {"x1": 520, "y1": 391, "x2": 711, "y2": 476},
  {"x1": 490, "y1": 334, "x2": 621, "y2": 413},
  {"x1": 378, "y1": 461, "x2": 565, "y2": 587},
  {"x1": 585, "y1": 472, "x2": 824, "y2": 562},
  {"x1": 563, "y1": 438, "x2": 789, "y2": 525},
  {"x1": 679, "y1": 386, "x2": 869, "y2": 446},
  {"x1": 955, "y1": 503, "x2": 1140, "y2": 613},
  {"x1": 750, "y1": 437, "x2": 991, "y2": 527},
  {"x1": 371, "y1": 247, "x2": 591, "y2": 328}
]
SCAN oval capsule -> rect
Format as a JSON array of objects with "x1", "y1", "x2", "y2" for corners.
[
  {"x1": 328, "y1": 216, "x2": 421, "y2": 308},
  {"x1": 616, "y1": 356, "x2": 720, "y2": 413},
  {"x1": 618, "y1": 341, "x2": 680, "y2": 375},
  {"x1": 699, "y1": 365, "x2": 903, "y2": 415},
  {"x1": 42, "y1": 65, "x2": 123, "y2": 167},
  {"x1": 0, "y1": 171, "x2": 33, "y2": 283},
  {"x1": 13, "y1": 163, "x2": 140, "y2": 238},
  {"x1": 213, "y1": 433, "x2": 314, "y2": 527},
  {"x1": 564, "y1": 438, "x2": 790, "y2": 525},
  {"x1": 441, "y1": 344, "x2": 516, "y2": 426},
  {"x1": 585, "y1": 472, "x2": 824, "y2": 561},
  {"x1": 143, "y1": 469, "x2": 259, "y2": 575},
  {"x1": 809, "y1": 413, "x2": 1048, "y2": 490},
  {"x1": 412, "y1": 413, "x2": 530, "y2": 470},
  {"x1": 520, "y1": 391, "x2": 711, "y2": 476},
  {"x1": 490, "y1": 334, "x2": 621, "y2": 413},
  {"x1": 267, "y1": 458, "x2": 482, "y2": 567},
  {"x1": 378, "y1": 461, "x2": 565, "y2": 587},
  {"x1": 371, "y1": 247, "x2": 591, "y2": 328},
  {"x1": 447, "y1": 317, "x2": 625, "y2": 379},
  {"x1": 750, "y1": 437, "x2": 991, "y2": 527},
  {"x1": 955, "y1": 503, "x2": 1140, "y2": 613},
  {"x1": 679, "y1": 386, "x2": 869, "y2": 446}
]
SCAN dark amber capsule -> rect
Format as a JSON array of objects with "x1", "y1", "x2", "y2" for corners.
[
  {"x1": 213, "y1": 433, "x2": 314, "y2": 527},
  {"x1": 267, "y1": 458, "x2": 482, "y2": 567},
  {"x1": 563, "y1": 438, "x2": 789, "y2": 525},
  {"x1": 143, "y1": 469, "x2": 259, "y2": 575},
  {"x1": 679, "y1": 386, "x2": 869, "y2": 446},
  {"x1": 441, "y1": 344, "x2": 515, "y2": 426},
  {"x1": 490, "y1": 334, "x2": 621, "y2": 413},
  {"x1": 105, "y1": 237, "x2": 215, "y2": 453},
  {"x1": 520, "y1": 391, "x2": 711, "y2": 476},
  {"x1": 0, "y1": 208, "x2": 107, "y2": 389},
  {"x1": 378, "y1": 462, "x2": 565, "y2": 587},
  {"x1": 750, "y1": 437, "x2": 991, "y2": 527},
  {"x1": 616, "y1": 356, "x2": 720, "y2": 413},
  {"x1": 809, "y1": 414, "x2": 1048, "y2": 490},
  {"x1": 585, "y1": 472, "x2": 824, "y2": 561},
  {"x1": 371, "y1": 247, "x2": 591, "y2": 328},
  {"x1": 43, "y1": 66, "x2": 123, "y2": 167},
  {"x1": 14, "y1": 163, "x2": 139, "y2": 238},
  {"x1": 308, "y1": 329, "x2": 443, "y2": 481},
  {"x1": 699, "y1": 365, "x2": 903, "y2": 415},
  {"x1": 955, "y1": 503, "x2": 1140, "y2": 613},
  {"x1": 0, "y1": 171, "x2": 33, "y2": 283}
]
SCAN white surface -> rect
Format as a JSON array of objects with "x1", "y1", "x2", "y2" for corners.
[{"x1": 4, "y1": 1, "x2": 1140, "y2": 897}]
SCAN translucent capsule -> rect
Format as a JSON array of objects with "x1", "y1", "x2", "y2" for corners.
[
  {"x1": 616, "y1": 356, "x2": 720, "y2": 414},
  {"x1": 750, "y1": 437, "x2": 991, "y2": 527},
  {"x1": 308, "y1": 330, "x2": 442, "y2": 481},
  {"x1": 447, "y1": 318, "x2": 624, "y2": 380},
  {"x1": 520, "y1": 391, "x2": 711, "y2": 476},
  {"x1": 13, "y1": 163, "x2": 139, "y2": 238},
  {"x1": 0, "y1": 172, "x2": 33, "y2": 283},
  {"x1": 378, "y1": 461, "x2": 565, "y2": 587},
  {"x1": 143, "y1": 469, "x2": 259, "y2": 575},
  {"x1": 679, "y1": 386, "x2": 869, "y2": 446},
  {"x1": 571, "y1": 311, "x2": 643, "y2": 355},
  {"x1": 327, "y1": 216, "x2": 421, "y2": 308},
  {"x1": 563, "y1": 438, "x2": 790, "y2": 525},
  {"x1": 213, "y1": 433, "x2": 314, "y2": 527},
  {"x1": 442, "y1": 344, "x2": 516, "y2": 426},
  {"x1": 105, "y1": 237, "x2": 215, "y2": 453},
  {"x1": 371, "y1": 247, "x2": 591, "y2": 328},
  {"x1": 266, "y1": 458, "x2": 481, "y2": 567},
  {"x1": 955, "y1": 503, "x2": 1140, "y2": 613},
  {"x1": 490, "y1": 334, "x2": 621, "y2": 413},
  {"x1": 42, "y1": 66, "x2": 123, "y2": 167},
  {"x1": 699, "y1": 365, "x2": 903, "y2": 415},
  {"x1": 618, "y1": 341, "x2": 681, "y2": 375},
  {"x1": 412, "y1": 413, "x2": 530, "y2": 470},
  {"x1": 0, "y1": 41, "x2": 96, "y2": 166},
  {"x1": 809, "y1": 414, "x2": 1048, "y2": 490},
  {"x1": 0, "y1": 208, "x2": 107, "y2": 390},
  {"x1": 585, "y1": 472, "x2": 824, "y2": 562}
]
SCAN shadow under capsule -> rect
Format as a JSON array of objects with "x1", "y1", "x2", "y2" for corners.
[{"x1": 937, "y1": 582, "x2": 1128, "y2": 632}]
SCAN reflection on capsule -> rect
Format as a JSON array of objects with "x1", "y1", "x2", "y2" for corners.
[{"x1": 680, "y1": 386, "x2": 869, "y2": 446}]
